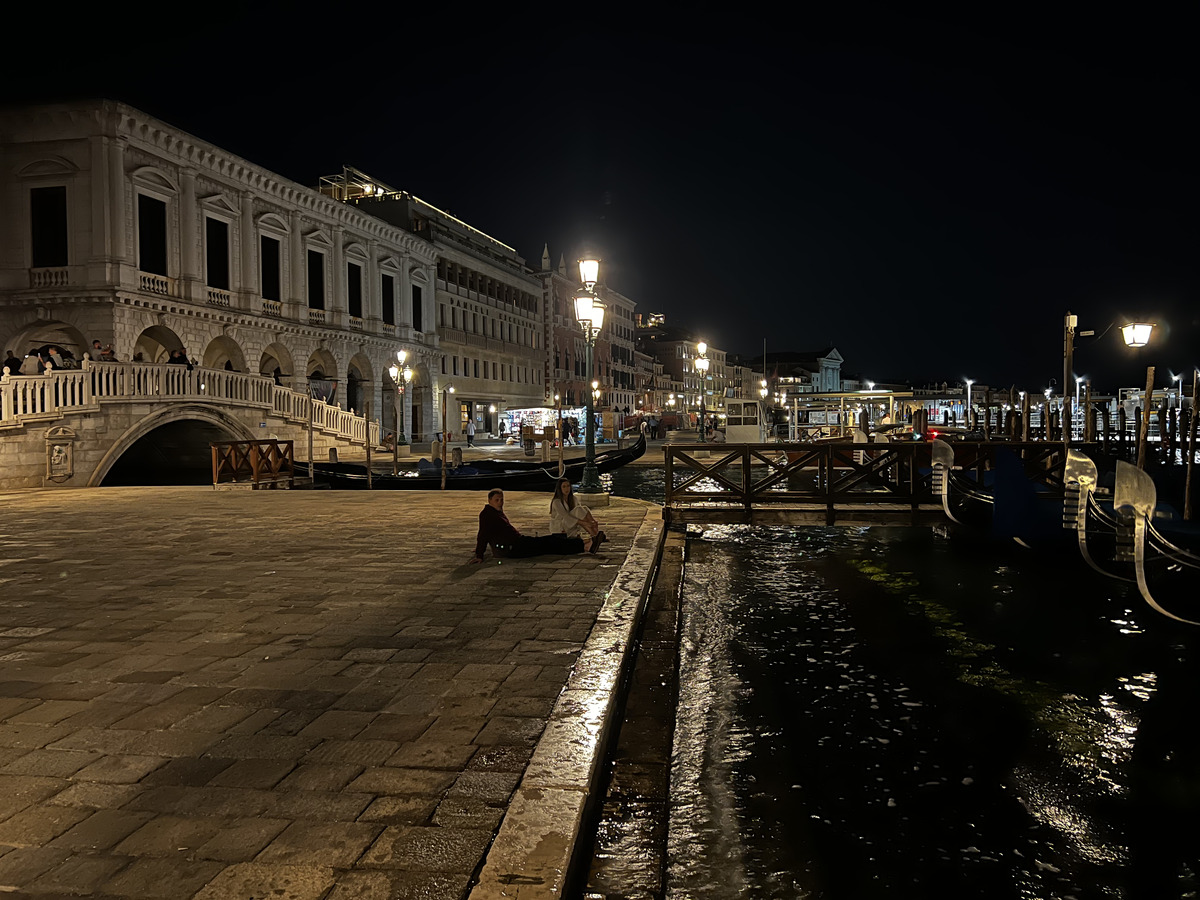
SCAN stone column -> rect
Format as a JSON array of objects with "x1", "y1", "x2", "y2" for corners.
[
  {"x1": 330, "y1": 225, "x2": 344, "y2": 326},
  {"x1": 88, "y1": 136, "x2": 109, "y2": 267},
  {"x1": 179, "y1": 168, "x2": 199, "y2": 300},
  {"x1": 288, "y1": 211, "x2": 304, "y2": 320},
  {"x1": 366, "y1": 239, "x2": 380, "y2": 329},
  {"x1": 239, "y1": 190, "x2": 255, "y2": 310},
  {"x1": 397, "y1": 258, "x2": 412, "y2": 328},
  {"x1": 109, "y1": 137, "x2": 126, "y2": 264}
]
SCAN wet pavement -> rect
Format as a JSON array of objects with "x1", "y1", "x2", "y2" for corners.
[{"x1": 0, "y1": 485, "x2": 665, "y2": 899}]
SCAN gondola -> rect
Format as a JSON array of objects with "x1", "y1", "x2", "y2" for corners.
[
  {"x1": 1075, "y1": 456, "x2": 1200, "y2": 625},
  {"x1": 310, "y1": 434, "x2": 646, "y2": 491},
  {"x1": 931, "y1": 438, "x2": 1066, "y2": 546}
]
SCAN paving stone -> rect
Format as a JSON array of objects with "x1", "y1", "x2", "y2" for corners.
[
  {"x1": 191, "y1": 862, "x2": 336, "y2": 900},
  {"x1": 274, "y1": 763, "x2": 361, "y2": 792},
  {"x1": 141, "y1": 756, "x2": 236, "y2": 787},
  {"x1": 359, "y1": 825, "x2": 493, "y2": 870},
  {"x1": 0, "y1": 846, "x2": 72, "y2": 887},
  {"x1": 0, "y1": 803, "x2": 91, "y2": 848},
  {"x1": 193, "y1": 817, "x2": 290, "y2": 862},
  {"x1": 24, "y1": 852, "x2": 131, "y2": 894},
  {"x1": 45, "y1": 782, "x2": 144, "y2": 809},
  {"x1": 345, "y1": 767, "x2": 456, "y2": 797},
  {"x1": 256, "y1": 821, "x2": 382, "y2": 867},
  {"x1": 113, "y1": 815, "x2": 225, "y2": 856},
  {"x1": 48, "y1": 808, "x2": 155, "y2": 852},
  {"x1": 71, "y1": 754, "x2": 168, "y2": 784},
  {"x1": 207, "y1": 758, "x2": 296, "y2": 789},
  {"x1": 102, "y1": 855, "x2": 225, "y2": 898},
  {"x1": 357, "y1": 796, "x2": 438, "y2": 827},
  {"x1": 0, "y1": 748, "x2": 100, "y2": 777}
]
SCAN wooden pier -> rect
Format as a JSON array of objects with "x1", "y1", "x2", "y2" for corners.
[{"x1": 662, "y1": 440, "x2": 1078, "y2": 527}]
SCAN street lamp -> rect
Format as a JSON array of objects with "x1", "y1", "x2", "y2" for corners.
[
  {"x1": 695, "y1": 342, "x2": 709, "y2": 442},
  {"x1": 440, "y1": 383, "x2": 454, "y2": 490},
  {"x1": 573, "y1": 259, "x2": 606, "y2": 493},
  {"x1": 387, "y1": 350, "x2": 412, "y2": 475},
  {"x1": 965, "y1": 378, "x2": 974, "y2": 426}
]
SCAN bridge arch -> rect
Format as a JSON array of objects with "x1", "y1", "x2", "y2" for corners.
[
  {"x1": 133, "y1": 325, "x2": 185, "y2": 364},
  {"x1": 202, "y1": 335, "x2": 248, "y2": 373},
  {"x1": 88, "y1": 403, "x2": 256, "y2": 486}
]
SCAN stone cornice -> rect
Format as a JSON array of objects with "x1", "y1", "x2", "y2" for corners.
[{"x1": 4, "y1": 100, "x2": 439, "y2": 267}]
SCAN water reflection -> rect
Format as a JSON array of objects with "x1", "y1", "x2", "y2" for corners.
[{"x1": 608, "y1": 484, "x2": 1200, "y2": 899}]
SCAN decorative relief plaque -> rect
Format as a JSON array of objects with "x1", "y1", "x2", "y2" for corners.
[{"x1": 45, "y1": 425, "x2": 76, "y2": 483}]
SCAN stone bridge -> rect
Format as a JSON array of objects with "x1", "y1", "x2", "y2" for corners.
[{"x1": 1, "y1": 361, "x2": 379, "y2": 489}]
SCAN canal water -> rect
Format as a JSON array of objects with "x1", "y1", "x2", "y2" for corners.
[{"x1": 603, "y1": 466, "x2": 1200, "y2": 899}]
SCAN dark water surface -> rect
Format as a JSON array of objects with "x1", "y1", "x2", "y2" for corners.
[{"x1": 605, "y1": 467, "x2": 1200, "y2": 899}]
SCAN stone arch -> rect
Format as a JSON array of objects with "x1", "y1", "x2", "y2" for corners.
[
  {"x1": 202, "y1": 334, "x2": 248, "y2": 372},
  {"x1": 259, "y1": 341, "x2": 296, "y2": 387},
  {"x1": 5, "y1": 318, "x2": 89, "y2": 364},
  {"x1": 407, "y1": 360, "x2": 433, "y2": 442},
  {"x1": 347, "y1": 352, "x2": 374, "y2": 417},
  {"x1": 88, "y1": 404, "x2": 254, "y2": 486},
  {"x1": 133, "y1": 325, "x2": 185, "y2": 364},
  {"x1": 306, "y1": 348, "x2": 339, "y2": 402}
]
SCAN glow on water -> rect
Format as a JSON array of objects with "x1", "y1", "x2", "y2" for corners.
[{"x1": 647, "y1": 517, "x2": 1199, "y2": 900}]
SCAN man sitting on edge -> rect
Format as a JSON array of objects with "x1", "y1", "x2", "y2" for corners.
[{"x1": 470, "y1": 489, "x2": 604, "y2": 563}]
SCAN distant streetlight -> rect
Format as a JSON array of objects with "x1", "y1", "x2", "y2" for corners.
[
  {"x1": 965, "y1": 378, "x2": 974, "y2": 423},
  {"x1": 573, "y1": 259, "x2": 606, "y2": 492},
  {"x1": 695, "y1": 342, "x2": 710, "y2": 442}
]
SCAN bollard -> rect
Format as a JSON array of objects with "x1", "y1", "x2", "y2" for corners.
[{"x1": 451, "y1": 447, "x2": 463, "y2": 467}]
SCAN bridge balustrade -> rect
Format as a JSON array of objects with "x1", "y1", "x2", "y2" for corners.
[{"x1": 2, "y1": 362, "x2": 379, "y2": 448}]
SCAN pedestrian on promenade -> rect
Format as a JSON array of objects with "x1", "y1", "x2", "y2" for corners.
[
  {"x1": 470, "y1": 488, "x2": 602, "y2": 563},
  {"x1": 2, "y1": 350, "x2": 21, "y2": 375},
  {"x1": 550, "y1": 478, "x2": 605, "y2": 541},
  {"x1": 467, "y1": 419, "x2": 476, "y2": 447}
]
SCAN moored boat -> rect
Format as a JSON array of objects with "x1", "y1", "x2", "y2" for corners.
[{"x1": 311, "y1": 434, "x2": 646, "y2": 491}]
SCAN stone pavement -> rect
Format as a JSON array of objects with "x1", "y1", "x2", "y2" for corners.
[{"x1": 0, "y1": 486, "x2": 664, "y2": 899}]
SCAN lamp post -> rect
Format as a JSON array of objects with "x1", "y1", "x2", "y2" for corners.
[
  {"x1": 573, "y1": 258, "x2": 605, "y2": 493},
  {"x1": 387, "y1": 350, "x2": 412, "y2": 475},
  {"x1": 440, "y1": 383, "x2": 454, "y2": 491},
  {"x1": 965, "y1": 378, "x2": 974, "y2": 427},
  {"x1": 695, "y1": 341, "x2": 709, "y2": 441}
]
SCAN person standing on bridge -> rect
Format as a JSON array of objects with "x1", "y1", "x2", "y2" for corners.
[{"x1": 2, "y1": 350, "x2": 21, "y2": 375}]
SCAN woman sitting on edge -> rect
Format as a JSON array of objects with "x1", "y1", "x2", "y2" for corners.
[{"x1": 550, "y1": 478, "x2": 606, "y2": 549}]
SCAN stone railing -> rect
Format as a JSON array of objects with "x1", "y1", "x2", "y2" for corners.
[
  {"x1": 261, "y1": 298, "x2": 283, "y2": 317},
  {"x1": 139, "y1": 272, "x2": 175, "y2": 295},
  {"x1": 30, "y1": 267, "x2": 70, "y2": 288},
  {"x1": 1, "y1": 362, "x2": 378, "y2": 447},
  {"x1": 207, "y1": 287, "x2": 232, "y2": 307},
  {"x1": 308, "y1": 308, "x2": 326, "y2": 325}
]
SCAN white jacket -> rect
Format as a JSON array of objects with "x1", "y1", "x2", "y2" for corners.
[{"x1": 550, "y1": 497, "x2": 590, "y2": 536}]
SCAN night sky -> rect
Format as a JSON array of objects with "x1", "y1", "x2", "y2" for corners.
[{"x1": 6, "y1": 8, "x2": 1196, "y2": 393}]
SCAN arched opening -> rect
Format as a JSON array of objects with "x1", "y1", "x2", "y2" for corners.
[
  {"x1": 100, "y1": 418, "x2": 235, "y2": 485},
  {"x1": 259, "y1": 342, "x2": 296, "y2": 388},
  {"x1": 133, "y1": 325, "x2": 185, "y2": 364},
  {"x1": 347, "y1": 353, "x2": 373, "y2": 417},
  {"x1": 6, "y1": 319, "x2": 89, "y2": 367},
  {"x1": 306, "y1": 348, "x2": 339, "y2": 403},
  {"x1": 202, "y1": 335, "x2": 248, "y2": 373}
]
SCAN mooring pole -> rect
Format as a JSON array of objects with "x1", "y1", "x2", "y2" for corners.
[{"x1": 1136, "y1": 367, "x2": 1155, "y2": 470}]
